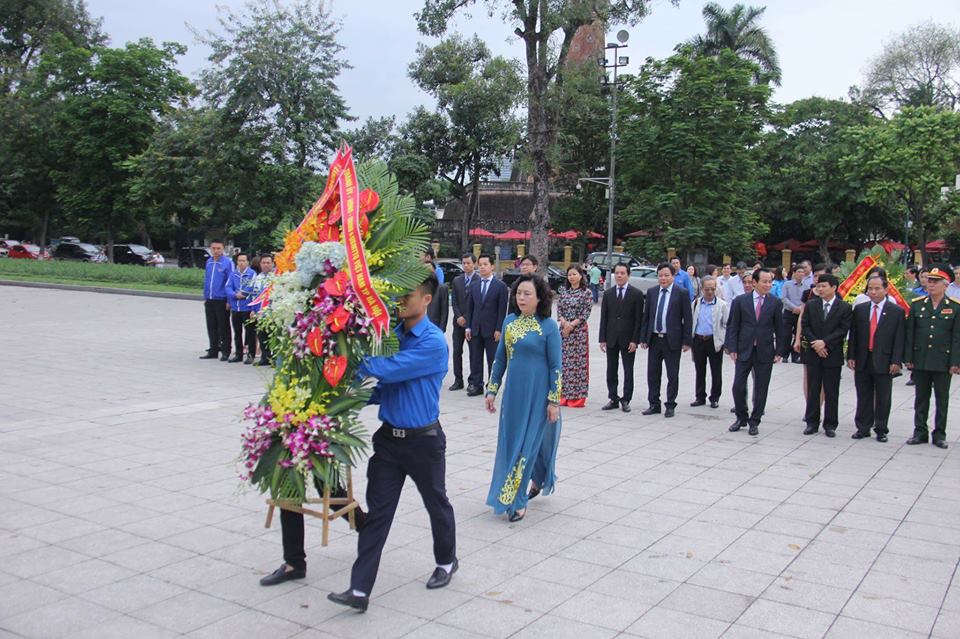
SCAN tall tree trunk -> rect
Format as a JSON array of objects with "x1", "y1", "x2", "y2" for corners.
[
  {"x1": 461, "y1": 174, "x2": 481, "y2": 254},
  {"x1": 39, "y1": 210, "x2": 49, "y2": 249},
  {"x1": 525, "y1": 39, "x2": 552, "y2": 266},
  {"x1": 819, "y1": 237, "x2": 829, "y2": 262}
]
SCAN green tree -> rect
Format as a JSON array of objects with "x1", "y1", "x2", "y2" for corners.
[
  {"x1": 841, "y1": 106, "x2": 960, "y2": 264},
  {"x1": 406, "y1": 34, "x2": 523, "y2": 252},
  {"x1": 861, "y1": 22, "x2": 960, "y2": 113},
  {"x1": 0, "y1": 0, "x2": 104, "y2": 93},
  {"x1": 689, "y1": 2, "x2": 781, "y2": 85},
  {"x1": 196, "y1": 0, "x2": 350, "y2": 170},
  {"x1": 41, "y1": 38, "x2": 194, "y2": 259},
  {"x1": 752, "y1": 97, "x2": 897, "y2": 260},
  {"x1": 416, "y1": 0, "x2": 673, "y2": 264},
  {"x1": 617, "y1": 48, "x2": 770, "y2": 260}
]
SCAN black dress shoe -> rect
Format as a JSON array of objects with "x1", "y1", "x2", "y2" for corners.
[
  {"x1": 664, "y1": 407, "x2": 675, "y2": 418},
  {"x1": 259, "y1": 564, "x2": 305, "y2": 586},
  {"x1": 244, "y1": 355, "x2": 254, "y2": 365},
  {"x1": 690, "y1": 400, "x2": 706, "y2": 407},
  {"x1": 906, "y1": 436, "x2": 928, "y2": 445},
  {"x1": 466, "y1": 386, "x2": 483, "y2": 397},
  {"x1": 748, "y1": 423, "x2": 759, "y2": 436},
  {"x1": 528, "y1": 485, "x2": 541, "y2": 500},
  {"x1": 327, "y1": 589, "x2": 369, "y2": 612},
  {"x1": 933, "y1": 440, "x2": 949, "y2": 449},
  {"x1": 426, "y1": 559, "x2": 458, "y2": 589},
  {"x1": 601, "y1": 400, "x2": 619, "y2": 411},
  {"x1": 729, "y1": 421, "x2": 745, "y2": 432},
  {"x1": 219, "y1": 354, "x2": 229, "y2": 361},
  {"x1": 877, "y1": 434, "x2": 888, "y2": 443},
  {"x1": 709, "y1": 400, "x2": 719, "y2": 409},
  {"x1": 228, "y1": 354, "x2": 243, "y2": 363},
  {"x1": 199, "y1": 352, "x2": 218, "y2": 359},
  {"x1": 256, "y1": 359, "x2": 270, "y2": 366},
  {"x1": 824, "y1": 429, "x2": 836, "y2": 438},
  {"x1": 448, "y1": 380, "x2": 464, "y2": 391},
  {"x1": 621, "y1": 401, "x2": 632, "y2": 413},
  {"x1": 803, "y1": 425, "x2": 819, "y2": 435},
  {"x1": 641, "y1": 406, "x2": 661, "y2": 416},
  {"x1": 851, "y1": 432, "x2": 869, "y2": 440}
]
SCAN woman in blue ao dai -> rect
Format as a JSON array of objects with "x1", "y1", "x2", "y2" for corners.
[{"x1": 484, "y1": 274, "x2": 562, "y2": 522}]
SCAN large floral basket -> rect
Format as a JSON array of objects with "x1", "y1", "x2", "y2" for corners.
[{"x1": 239, "y1": 146, "x2": 431, "y2": 501}]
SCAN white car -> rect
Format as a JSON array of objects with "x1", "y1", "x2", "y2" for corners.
[{"x1": 628, "y1": 266, "x2": 661, "y2": 294}]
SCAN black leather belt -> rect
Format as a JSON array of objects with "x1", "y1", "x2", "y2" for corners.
[
  {"x1": 378, "y1": 421, "x2": 441, "y2": 439},
  {"x1": 694, "y1": 334, "x2": 712, "y2": 341},
  {"x1": 652, "y1": 333, "x2": 667, "y2": 338}
]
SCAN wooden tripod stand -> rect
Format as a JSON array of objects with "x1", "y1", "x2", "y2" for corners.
[{"x1": 264, "y1": 467, "x2": 359, "y2": 546}]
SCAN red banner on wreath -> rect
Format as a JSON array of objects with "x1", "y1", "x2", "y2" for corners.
[
  {"x1": 838, "y1": 254, "x2": 910, "y2": 313},
  {"x1": 337, "y1": 146, "x2": 390, "y2": 338}
]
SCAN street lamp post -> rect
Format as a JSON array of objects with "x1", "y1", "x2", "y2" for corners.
[{"x1": 589, "y1": 30, "x2": 629, "y2": 288}]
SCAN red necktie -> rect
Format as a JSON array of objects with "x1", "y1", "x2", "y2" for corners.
[
  {"x1": 868, "y1": 304, "x2": 878, "y2": 352},
  {"x1": 755, "y1": 295, "x2": 763, "y2": 320}
]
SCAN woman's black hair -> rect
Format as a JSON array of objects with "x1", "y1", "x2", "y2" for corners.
[
  {"x1": 565, "y1": 264, "x2": 587, "y2": 289},
  {"x1": 509, "y1": 274, "x2": 553, "y2": 317}
]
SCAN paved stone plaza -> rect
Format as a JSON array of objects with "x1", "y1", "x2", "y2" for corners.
[{"x1": 2, "y1": 285, "x2": 959, "y2": 638}]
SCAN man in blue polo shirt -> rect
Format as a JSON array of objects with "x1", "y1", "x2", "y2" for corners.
[
  {"x1": 200, "y1": 240, "x2": 234, "y2": 361},
  {"x1": 328, "y1": 272, "x2": 456, "y2": 613}
]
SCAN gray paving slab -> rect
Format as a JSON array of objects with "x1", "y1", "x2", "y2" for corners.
[{"x1": 2, "y1": 286, "x2": 960, "y2": 638}]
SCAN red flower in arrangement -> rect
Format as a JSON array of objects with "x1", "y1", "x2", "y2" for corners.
[
  {"x1": 306, "y1": 326, "x2": 325, "y2": 357},
  {"x1": 323, "y1": 271, "x2": 350, "y2": 297},
  {"x1": 326, "y1": 305, "x2": 351, "y2": 333},
  {"x1": 323, "y1": 355, "x2": 348, "y2": 387}
]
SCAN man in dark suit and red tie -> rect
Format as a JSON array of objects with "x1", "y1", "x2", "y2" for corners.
[
  {"x1": 846, "y1": 274, "x2": 905, "y2": 443},
  {"x1": 464, "y1": 253, "x2": 508, "y2": 396},
  {"x1": 639, "y1": 263, "x2": 692, "y2": 418},
  {"x1": 599, "y1": 264, "x2": 644, "y2": 412},
  {"x1": 725, "y1": 268, "x2": 784, "y2": 435},
  {"x1": 801, "y1": 273, "x2": 853, "y2": 437}
]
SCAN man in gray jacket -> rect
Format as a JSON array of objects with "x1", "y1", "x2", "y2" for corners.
[{"x1": 690, "y1": 276, "x2": 729, "y2": 408}]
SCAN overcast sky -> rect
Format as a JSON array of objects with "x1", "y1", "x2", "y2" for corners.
[{"x1": 85, "y1": 0, "x2": 957, "y2": 127}]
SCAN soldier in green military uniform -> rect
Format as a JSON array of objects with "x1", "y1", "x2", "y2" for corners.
[{"x1": 903, "y1": 268, "x2": 960, "y2": 449}]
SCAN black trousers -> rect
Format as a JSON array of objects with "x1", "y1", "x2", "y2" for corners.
[
  {"x1": 257, "y1": 327, "x2": 272, "y2": 364},
  {"x1": 647, "y1": 335, "x2": 681, "y2": 409},
  {"x1": 468, "y1": 334, "x2": 497, "y2": 388},
  {"x1": 204, "y1": 299, "x2": 231, "y2": 356},
  {"x1": 854, "y1": 354, "x2": 893, "y2": 436},
  {"x1": 732, "y1": 357, "x2": 773, "y2": 425},
  {"x1": 782, "y1": 312, "x2": 801, "y2": 361},
  {"x1": 350, "y1": 427, "x2": 456, "y2": 595},
  {"x1": 452, "y1": 325, "x2": 466, "y2": 383},
  {"x1": 605, "y1": 343, "x2": 636, "y2": 402},
  {"x1": 692, "y1": 337, "x2": 723, "y2": 402},
  {"x1": 912, "y1": 369, "x2": 952, "y2": 442},
  {"x1": 804, "y1": 360, "x2": 841, "y2": 430},
  {"x1": 280, "y1": 482, "x2": 347, "y2": 571},
  {"x1": 231, "y1": 310, "x2": 256, "y2": 356}
]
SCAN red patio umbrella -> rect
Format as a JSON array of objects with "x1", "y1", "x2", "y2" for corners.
[
  {"x1": 586, "y1": 231, "x2": 604, "y2": 239},
  {"x1": 925, "y1": 239, "x2": 949, "y2": 251},
  {"x1": 468, "y1": 227, "x2": 495, "y2": 238},
  {"x1": 797, "y1": 239, "x2": 844, "y2": 251},
  {"x1": 549, "y1": 229, "x2": 578, "y2": 240},
  {"x1": 769, "y1": 238, "x2": 802, "y2": 251},
  {"x1": 494, "y1": 229, "x2": 531, "y2": 241}
]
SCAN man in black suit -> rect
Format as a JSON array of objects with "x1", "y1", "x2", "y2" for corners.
[
  {"x1": 448, "y1": 253, "x2": 476, "y2": 391},
  {"x1": 427, "y1": 280, "x2": 449, "y2": 332},
  {"x1": 725, "y1": 268, "x2": 785, "y2": 435},
  {"x1": 801, "y1": 273, "x2": 853, "y2": 437},
  {"x1": 639, "y1": 263, "x2": 692, "y2": 418},
  {"x1": 599, "y1": 263, "x2": 644, "y2": 412},
  {"x1": 465, "y1": 253, "x2": 508, "y2": 396},
  {"x1": 846, "y1": 274, "x2": 905, "y2": 443}
]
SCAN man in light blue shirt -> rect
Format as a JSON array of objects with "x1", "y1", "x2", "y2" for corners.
[
  {"x1": 691, "y1": 276, "x2": 728, "y2": 408},
  {"x1": 671, "y1": 257, "x2": 695, "y2": 302}
]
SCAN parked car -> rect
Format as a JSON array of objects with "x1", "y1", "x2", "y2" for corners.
[
  {"x1": 434, "y1": 258, "x2": 464, "y2": 283},
  {"x1": 8, "y1": 243, "x2": 46, "y2": 260},
  {"x1": 628, "y1": 265, "x2": 661, "y2": 294},
  {"x1": 501, "y1": 265, "x2": 566, "y2": 292},
  {"x1": 178, "y1": 247, "x2": 213, "y2": 269},
  {"x1": 586, "y1": 251, "x2": 641, "y2": 277},
  {"x1": 0, "y1": 247, "x2": 7, "y2": 258},
  {"x1": 51, "y1": 242, "x2": 107, "y2": 262},
  {"x1": 0, "y1": 239, "x2": 21, "y2": 252},
  {"x1": 49, "y1": 236, "x2": 82, "y2": 248},
  {"x1": 113, "y1": 243, "x2": 164, "y2": 266}
]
